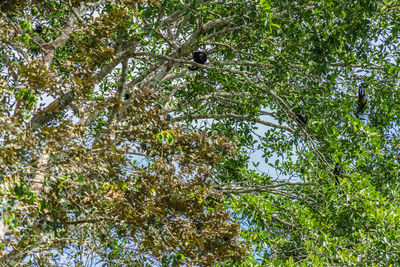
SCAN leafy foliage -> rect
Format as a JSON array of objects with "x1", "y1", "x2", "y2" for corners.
[{"x1": 1, "y1": 0, "x2": 400, "y2": 266}]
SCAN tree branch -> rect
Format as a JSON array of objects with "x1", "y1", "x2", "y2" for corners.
[{"x1": 171, "y1": 113, "x2": 295, "y2": 133}]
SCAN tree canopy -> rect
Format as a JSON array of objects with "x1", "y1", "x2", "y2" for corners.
[{"x1": 1, "y1": 0, "x2": 400, "y2": 266}]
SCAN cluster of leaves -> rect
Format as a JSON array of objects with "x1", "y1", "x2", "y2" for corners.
[
  {"x1": 0, "y1": 0, "x2": 249, "y2": 265},
  {"x1": 1, "y1": 0, "x2": 400, "y2": 265}
]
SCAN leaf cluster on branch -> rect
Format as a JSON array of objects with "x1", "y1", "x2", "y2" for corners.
[{"x1": 1, "y1": 0, "x2": 400, "y2": 265}]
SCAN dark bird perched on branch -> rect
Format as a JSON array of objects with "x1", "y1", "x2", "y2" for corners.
[
  {"x1": 33, "y1": 25, "x2": 44, "y2": 35},
  {"x1": 188, "y1": 51, "x2": 207, "y2": 71},
  {"x1": 295, "y1": 112, "x2": 307, "y2": 126},
  {"x1": 333, "y1": 163, "x2": 344, "y2": 186},
  {"x1": 356, "y1": 84, "x2": 368, "y2": 114}
]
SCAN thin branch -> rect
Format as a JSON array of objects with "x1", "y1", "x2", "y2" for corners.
[
  {"x1": 162, "y1": 91, "x2": 256, "y2": 113},
  {"x1": 204, "y1": 25, "x2": 252, "y2": 41},
  {"x1": 68, "y1": 0, "x2": 85, "y2": 23},
  {"x1": 141, "y1": 16, "x2": 179, "y2": 50},
  {"x1": 207, "y1": 41, "x2": 258, "y2": 57},
  {"x1": 330, "y1": 62, "x2": 383, "y2": 70},
  {"x1": 215, "y1": 182, "x2": 316, "y2": 191},
  {"x1": 163, "y1": 82, "x2": 190, "y2": 110},
  {"x1": 213, "y1": 60, "x2": 271, "y2": 68},
  {"x1": 270, "y1": 214, "x2": 295, "y2": 228},
  {"x1": 125, "y1": 60, "x2": 165, "y2": 91},
  {"x1": 161, "y1": 70, "x2": 187, "y2": 82},
  {"x1": 216, "y1": 186, "x2": 315, "y2": 205},
  {"x1": 171, "y1": 113, "x2": 295, "y2": 133}
]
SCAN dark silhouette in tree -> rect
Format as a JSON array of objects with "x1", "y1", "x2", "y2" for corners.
[{"x1": 188, "y1": 51, "x2": 207, "y2": 71}]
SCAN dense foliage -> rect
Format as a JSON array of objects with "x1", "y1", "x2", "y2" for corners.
[{"x1": 1, "y1": 0, "x2": 400, "y2": 265}]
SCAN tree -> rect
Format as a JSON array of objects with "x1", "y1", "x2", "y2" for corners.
[
  {"x1": 0, "y1": 0, "x2": 247, "y2": 265},
  {"x1": 1, "y1": 0, "x2": 400, "y2": 266}
]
